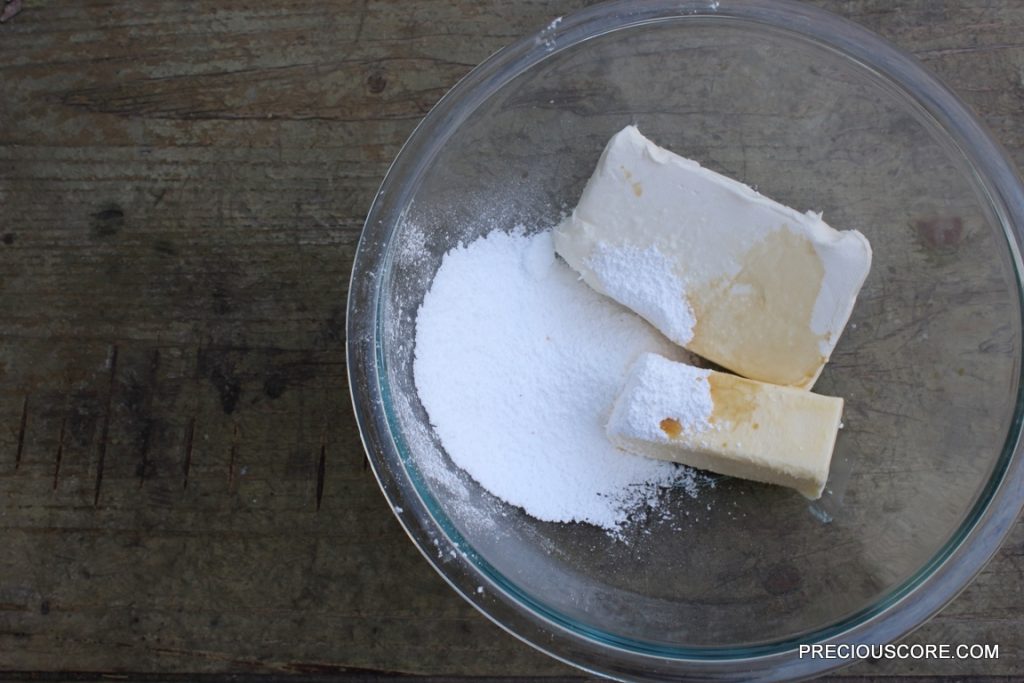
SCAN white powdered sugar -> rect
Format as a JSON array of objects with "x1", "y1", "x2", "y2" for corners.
[
  {"x1": 608, "y1": 353, "x2": 714, "y2": 444},
  {"x1": 586, "y1": 242, "x2": 696, "y2": 347},
  {"x1": 414, "y1": 228, "x2": 704, "y2": 530}
]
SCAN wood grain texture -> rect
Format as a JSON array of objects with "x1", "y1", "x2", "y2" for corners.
[{"x1": 0, "y1": 0, "x2": 1022, "y2": 679}]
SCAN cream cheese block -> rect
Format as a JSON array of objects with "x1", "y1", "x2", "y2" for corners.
[
  {"x1": 554, "y1": 125, "x2": 872, "y2": 390},
  {"x1": 607, "y1": 353, "x2": 843, "y2": 499}
]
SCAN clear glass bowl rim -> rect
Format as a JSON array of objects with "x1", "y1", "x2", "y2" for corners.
[{"x1": 346, "y1": 1, "x2": 1024, "y2": 680}]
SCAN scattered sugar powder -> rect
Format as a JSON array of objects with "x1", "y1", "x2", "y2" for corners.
[
  {"x1": 586, "y1": 242, "x2": 696, "y2": 347},
  {"x1": 414, "y1": 229, "x2": 705, "y2": 531},
  {"x1": 608, "y1": 352, "x2": 714, "y2": 444}
]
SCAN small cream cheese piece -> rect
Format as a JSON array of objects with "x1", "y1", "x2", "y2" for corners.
[
  {"x1": 607, "y1": 353, "x2": 843, "y2": 499},
  {"x1": 555, "y1": 126, "x2": 872, "y2": 390}
]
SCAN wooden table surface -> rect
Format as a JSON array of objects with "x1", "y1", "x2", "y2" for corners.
[{"x1": 1, "y1": 1, "x2": 1022, "y2": 680}]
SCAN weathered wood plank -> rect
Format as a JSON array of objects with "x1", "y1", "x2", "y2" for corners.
[{"x1": 0, "y1": 0, "x2": 1022, "y2": 678}]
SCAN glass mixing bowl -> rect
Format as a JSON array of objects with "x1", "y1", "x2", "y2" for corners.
[{"x1": 347, "y1": 1, "x2": 1024, "y2": 679}]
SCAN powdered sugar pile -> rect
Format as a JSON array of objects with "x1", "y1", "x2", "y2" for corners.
[
  {"x1": 587, "y1": 242, "x2": 696, "y2": 346},
  {"x1": 414, "y1": 229, "x2": 706, "y2": 530}
]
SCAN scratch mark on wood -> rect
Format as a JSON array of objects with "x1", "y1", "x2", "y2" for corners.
[
  {"x1": 53, "y1": 419, "x2": 66, "y2": 491},
  {"x1": 137, "y1": 349, "x2": 161, "y2": 488},
  {"x1": 93, "y1": 344, "x2": 119, "y2": 507},
  {"x1": 0, "y1": 602, "x2": 28, "y2": 612},
  {"x1": 917, "y1": 43, "x2": 1022, "y2": 58},
  {"x1": 316, "y1": 433, "x2": 326, "y2": 512},
  {"x1": 182, "y1": 417, "x2": 195, "y2": 490},
  {"x1": 148, "y1": 645, "x2": 276, "y2": 667},
  {"x1": 14, "y1": 395, "x2": 28, "y2": 470},
  {"x1": 228, "y1": 423, "x2": 240, "y2": 493},
  {"x1": 353, "y1": 0, "x2": 370, "y2": 44}
]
